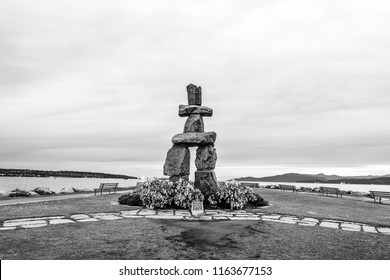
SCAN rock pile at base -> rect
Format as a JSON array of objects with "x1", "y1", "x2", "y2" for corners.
[{"x1": 163, "y1": 84, "x2": 219, "y2": 195}]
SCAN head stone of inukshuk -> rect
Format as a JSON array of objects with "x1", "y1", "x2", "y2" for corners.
[{"x1": 163, "y1": 84, "x2": 219, "y2": 197}]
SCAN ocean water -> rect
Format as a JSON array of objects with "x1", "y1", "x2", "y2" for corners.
[
  {"x1": 242, "y1": 181, "x2": 390, "y2": 193},
  {"x1": 1, "y1": 177, "x2": 389, "y2": 194},
  {"x1": 0, "y1": 176, "x2": 140, "y2": 193}
]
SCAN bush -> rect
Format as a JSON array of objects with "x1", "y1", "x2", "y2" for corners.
[
  {"x1": 9, "y1": 188, "x2": 31, "y2": 197},
  {"x1": 209, "y1": 181, "x2": 268, "y2": 209},
  {"x1": 118, "y1": 193, "x2": 143, "y2": 206},
  {"x1": 119, "y1": 178, "x2": 204, "y2": 209},
  {"x1": 245, "y1": 192, "x2": 269, "y2": 207}
]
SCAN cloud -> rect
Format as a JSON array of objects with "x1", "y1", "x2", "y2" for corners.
[{"x1": 1, "y1": 0, "x2": 390, "y2": 179}]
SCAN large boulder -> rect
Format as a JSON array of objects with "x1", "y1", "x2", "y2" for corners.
[
  {"x1": 195, "y1": 145, "x2": 217, "y2": 170},
  {"x1": 172, "y1": 132, "x2": 216, "y2": 146},
  {"x1": 163, "y1": 144, "x2": 190, "y2": 177},
  {"x1": 59, "y1": 187, "x2": 75, "y2": 194},
  {"x1": 33, "y1": 187, "x2": 55, "y2": 195},
  {"x1": 187, "y1": 84, "x2": 202, "y2": 105}
]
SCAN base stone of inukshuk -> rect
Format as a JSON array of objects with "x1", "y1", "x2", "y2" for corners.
[
  {"x1": 163, "y1": 83, "x2": 219, "y2": 197},
  {"x1": 194, "y1": 170, "x2": 219, "y2": 195}
]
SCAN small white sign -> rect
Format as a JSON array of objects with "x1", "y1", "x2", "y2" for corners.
[{"x1": 191, "y1": 201, "x2": 204, "y2": 216}]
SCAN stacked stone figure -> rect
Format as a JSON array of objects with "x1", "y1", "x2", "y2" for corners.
[{"x1": 163, "y1": 84, "x2": 219, "y2": 196}]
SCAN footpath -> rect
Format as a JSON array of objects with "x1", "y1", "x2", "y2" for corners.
[{"x1": 1, "y1": 208, "x2": 389, "y2": 236}]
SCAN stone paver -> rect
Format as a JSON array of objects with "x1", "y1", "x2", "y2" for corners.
[
  {"x1": 229, "y1": 216, "x2": 261, "y2": 221},
  {"x1": 362, "y1": 225, "x2": 378, "y2": 233},
  {"x1": 340, "y1": 223, "x2": 361, "y2": 232},
  {"x1": 262, "y1": 215, "x2": 281, "y2": 220},
  {"x1": 298, "y1": 218, "x2": 319, "y2": 227},
  {"x1": 212, "y1": 213, "x2": 233, "y2": 217},
  {"x1": 0, "y1": 227, "x2": 16, "y2": 230},
  {"x1": 213, "y1": 216, "x2": 229, "y2": 220},
  {"x1": 70, "y1": 214, "x2": 91, "y2": 220},
  {"x1": 152, "y1": 215, "x2": 184, "y2": 220},
  {"x1": 121, "y1": 210, "x2": 140, "y2": 216},
  {"x1": 94, "y1": 215, "x2": 122, "y2": 221},
  {"x1": 298, "y1": 222, "x2": 317, "y2": 227},
  {"x1": 49, "y1": 219, "x2": 75, "y2": 225},
  {"x1": 302, "y1": 218, "x2": 319, "y2": 223},
  {"x1": 77, "y1": 218, "x2": 99, "y2": 222},
  {"x1": 322, "y1": 219, "x2": 345, "y2": 223},
  {"x1": 5, "y1": 216, "x2": 65, "y2": 223},
  {"x1": 377, "y1": 228, "x2": 390, "y2": 235},
  {"x1": 199, "y1": 216, "x2": 213, "y2": 220},
  {"x1": 138, "y1": 209, "x2": 156, "y2": 216},
  {"x1": 280, "y1": 216, "x2": 299, "y2": 221},
  {"x1": 157, "y1": 210, "x2": 174, "y2": 216},
  {"x1": 174, "y1": 210, "x2": 191, "y2": 216},
  {"x1": 319, "y1": 221, "x2": 339, "y2": 229},
  {"x1": 22, "y1": 223, "x2": 47, "y2": 228},
  {"x1": 234, "y1": 213, "x2": 257, "y2": 217},
  {"x1": 121, "y1": 215, "x2": 144, "y2": 219},
  {"x1": 4, "y1": 220, "x2": 48, "y2": 227},
  {"x1": 92, "y1": 213, "x2": 122, "y2": 220}
]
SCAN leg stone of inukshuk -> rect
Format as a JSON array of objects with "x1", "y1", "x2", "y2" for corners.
[
  {"x1": 163, "y1": 144, "x2": 190, "y2": 182},
  {"x1": 194, "y1": 170, "x2": 219, "y2": 197},
  {"x1": 195, "y1": 145, "x2": 217, "y2": 170},
  {"x1": 194, "y1": 145, "x2": 218, "y2": 196}
]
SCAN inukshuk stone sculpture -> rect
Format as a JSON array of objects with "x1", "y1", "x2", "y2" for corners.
[{"x1": 163, "y1": 84, "x2": 219, "y2": 196}]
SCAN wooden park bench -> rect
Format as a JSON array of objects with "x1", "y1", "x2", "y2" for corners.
[
  {"x1": 369, "y1": 191, "x2": 390, "y2": 204},
  {"x1": 279, "y1": 184, "x2": 297, "y2": 193},
  {"x1": 320, "y1": 186, "x2": 343, "y2": 198},
  {"x1": 94, "y1": 183, "x2": 119, "y2": 196}
]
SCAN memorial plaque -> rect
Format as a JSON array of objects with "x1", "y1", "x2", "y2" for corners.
[{"x1": 191, "y1": 201, "x2": 204, "y2": 216}]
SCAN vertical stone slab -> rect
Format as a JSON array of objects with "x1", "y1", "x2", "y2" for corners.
[
  {"x1": 163, "y1": 144, "x2": 190, "y2": 177},
  {"x1": 194, "y1": 170, "x2": 219, "y2": 196},
  {"x1": 184, "y1": 114, "x2": 204, "y2": 133},
  {"x1": 187, "y1": 84, "x2": 202, "y2": 105},
  {"x1": 195, "y1": 145, "x2": 217, "y2": 170}
]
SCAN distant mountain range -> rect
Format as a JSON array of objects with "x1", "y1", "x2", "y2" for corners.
[
  {"x1": 232, "y1": 173, "x2": 390, "y2": 185},
  {"x1": 0, "y1": 168, "x2": 138, "y2": 179}
]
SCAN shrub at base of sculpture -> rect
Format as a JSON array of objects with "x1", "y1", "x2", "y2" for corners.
[
  {"x1": 118, "y1": 178, "x2": 204, "y2": 209},
  {"x1": 118, "y1": 179, "x2": 268, "y2": 210},
  {"x1": 118, "y1": 193, "x2": 143, "y2": 206},
  {"x1": 208, "y1": 181, "x2": 269, "y2": 210}
]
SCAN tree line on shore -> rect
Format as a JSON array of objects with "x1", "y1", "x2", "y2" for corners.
[{"x1": 0, "y1": 168, "x2": 138, "y2": 179}]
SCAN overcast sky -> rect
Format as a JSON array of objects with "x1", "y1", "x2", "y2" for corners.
[{"x1": 1, "y1": 0, "x2": 390, "y2": 180}]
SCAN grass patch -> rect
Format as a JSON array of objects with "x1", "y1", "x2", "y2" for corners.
[
  {"x1": 0, "y1": 219, "x2": 389, "y2": 260},
  {"x1": 0, "y1": 193, "x2": 136, "y2": 221},
  {"x1": 0, "y1": 189, "x2": 389, "y2": 259},
  {"x1": 251, "y1": 188, "x2": 390, "y2": 226}
]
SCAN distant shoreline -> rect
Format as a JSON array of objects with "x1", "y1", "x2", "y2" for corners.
[{"x1": 0, "y1": 168, "x2": 138, "y2": 180}]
